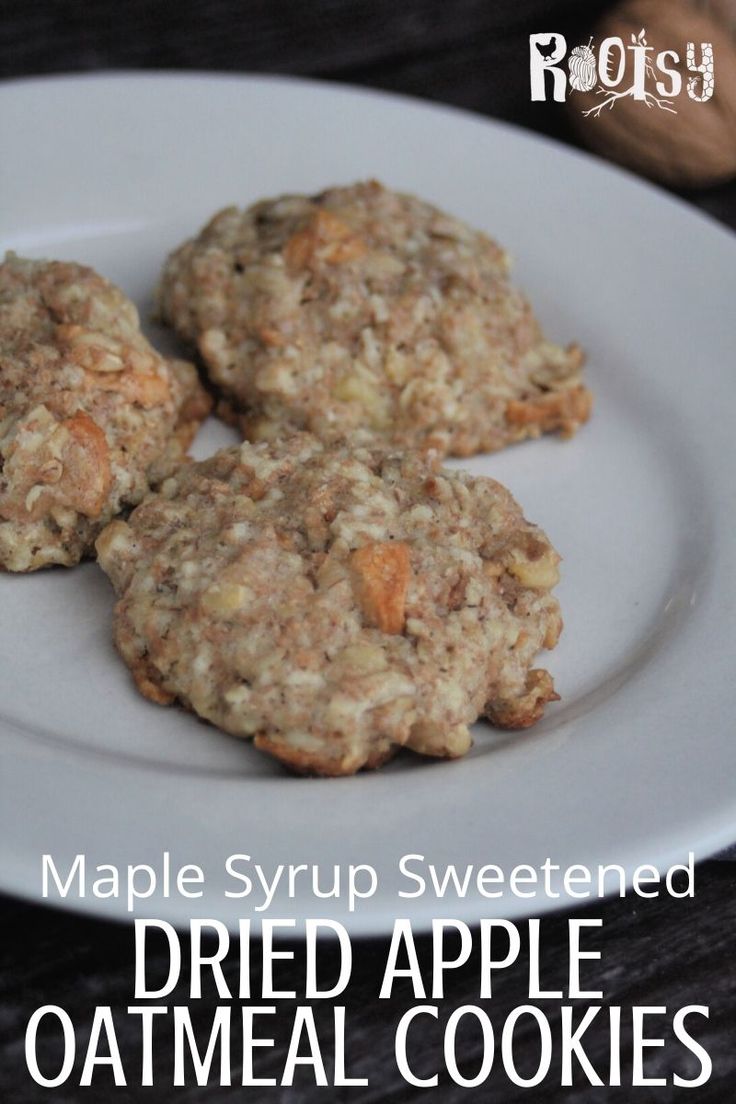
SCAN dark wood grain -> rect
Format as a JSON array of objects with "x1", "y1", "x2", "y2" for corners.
[
  {"x1": 3, "y1": 0, "x2": 735, "y2": 223},
  {"x1": 2, "y1": 863, "x2": 736, "y2": 1101},
  {"x1": 0, "y1": 0, "x2": 612, "y2": 141}
]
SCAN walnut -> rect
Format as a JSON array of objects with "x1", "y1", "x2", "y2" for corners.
[
  {"x1": 698, "y1": 0, "x2": 736, "y2": 35},
  {"x1": 569, "y1": 0, "x2": 736, "y2": 188}
]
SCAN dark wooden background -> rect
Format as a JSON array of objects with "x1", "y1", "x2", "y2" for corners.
[
  {"x1": 3, "y1": 864, "x2": 736, "y2": 1101},
  {"x1": 2, "y1": 1, "x2": 736, "y2": 1099},
  {"x1": 1, "y1": 0, "x2": 735, "y2": 228}
]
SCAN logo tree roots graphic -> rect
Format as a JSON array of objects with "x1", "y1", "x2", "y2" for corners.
[{"x1": 582, "y1": 29, "x2": 677, "y2": 117}]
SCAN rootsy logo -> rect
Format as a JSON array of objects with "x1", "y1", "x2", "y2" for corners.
[{"x1": 530, "y1": 30, "x2": 715, "y2": 115}]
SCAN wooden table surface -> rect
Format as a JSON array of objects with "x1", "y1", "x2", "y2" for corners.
[
  {"x1": 2, "y1": 1, "x2": 735, "y2": 1099},
  {"x1": 3, "y1": 862, "x2": 736, "y2": 1100}
]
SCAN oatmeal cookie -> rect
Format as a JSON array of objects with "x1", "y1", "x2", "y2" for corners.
[
  {"x1": 0, "y1": 254, "x2": 211, "y2": 571},
  {"x1": 157, "y1": 180, "x2": 590, "y2": 457},
  {"x1": 96, "y1": 434, "x2": 563, "y2": 776}
]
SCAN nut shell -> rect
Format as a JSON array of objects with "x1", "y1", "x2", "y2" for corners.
[{"x1": 569, "y1": 0, "x2": 736, "y2": 188}]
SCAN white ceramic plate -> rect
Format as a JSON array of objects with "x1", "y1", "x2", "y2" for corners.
[{"x1": 1, "y1": 74, "x2": 734, "y2": 934}]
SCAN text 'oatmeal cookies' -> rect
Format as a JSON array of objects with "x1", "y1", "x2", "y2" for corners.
[
  {"x1": 96, "y1": 434, "x2": 563, "y2": 776},
  {"x1": 157, "y1": 180, "x2": 591, "y2": 457},
  {"x1": 0, "y1": 254, "x2": 211, "y2": 571}
]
